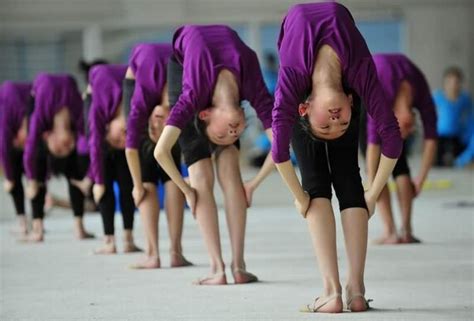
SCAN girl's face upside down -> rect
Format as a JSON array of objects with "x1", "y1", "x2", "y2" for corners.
[
  {"x1": 199, "y1": 104, "x2": 246, "y2": 145},
  {"x1": 299, "y1": 90, "x2": 352, "y2": 140}
]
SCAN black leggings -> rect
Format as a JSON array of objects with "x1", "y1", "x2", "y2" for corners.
[
  {"x1": 436, "y1": 136, "x2": 464, "y2": 167},
  {"x1": 98, "y1": 146, "x2": 135, "y2": 236},
  {"x1": 32, "y1": 143, "x2": 89, "y2": 219},
  {"x1": 8, "y1": 148, "x2": 25, "y2": 216}
]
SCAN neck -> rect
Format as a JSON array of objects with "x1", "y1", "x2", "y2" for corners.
[
  {"x1": 445, "y1": 89, "x2": 460, "y2": 101},
  {"x1": 54, "y1": 108, "x2": 71, "y2": 131},
  {"x1": 312, "y1": 45, "x2": 343, "y2": 98},
  {"x1": 213, "y1": 69, "x2": 239, "y2": 108}
]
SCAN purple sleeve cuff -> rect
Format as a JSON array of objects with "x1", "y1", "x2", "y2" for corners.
[
  {"x1": 366, "y1": 115, "x2": 381, "y2": 145},
  {"x1": 166, "y1": 98, "x2": 195, "y2": 130}
]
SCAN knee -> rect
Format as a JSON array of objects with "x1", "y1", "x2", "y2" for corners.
[{"x1": 190, "y1": 171, "x2": 214, "y2": 192}]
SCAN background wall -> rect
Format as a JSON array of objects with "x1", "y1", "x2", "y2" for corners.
[{"x1": 0, "y1": 0, "x2": 473, "y2": 94}]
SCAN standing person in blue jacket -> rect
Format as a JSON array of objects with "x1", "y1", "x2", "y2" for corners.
[{"x1": 433, "y1": 66, "x2": 473, "y2": 166}]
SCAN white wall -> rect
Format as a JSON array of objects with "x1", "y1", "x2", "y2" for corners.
[{"x1": 1, "y1": 0, "x2": 473, "y2": 93}]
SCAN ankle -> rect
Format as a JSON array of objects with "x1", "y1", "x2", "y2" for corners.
[
  {"x1": 104, "y1": 235, "x2": 115, "y2": 244},
  {"x1": 170, "y1": 246, "x2": 183, "y2": 256},
  {"x1": 123, "y1": 229, "x2": 133, "y2": 242},
  {"x1": 345, "y1": 282, "x2": 365, "y2": 295},
  {"x1": 32, "y1": 219, "x2": 44, "y2": 233},
  {"x1": 211, "y1": 262, "x2": 225, "y2": 273},
  {"x1": 323, "y1": 279, "x2": 342, "y2": 295},
  {"x1": 230, "y1": 259, "x2": 245, "y2": 271},
  {"x1": 400, "y1": 226, "x2": 412, "y2": 236}
]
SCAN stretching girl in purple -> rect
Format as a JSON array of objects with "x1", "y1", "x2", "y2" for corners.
[
  {"x1": 87, "y1": 64, "x2": 141, "y2": 254},
  {"x1": 124, "y1": 43, "x2": 192, "y2": 269},
  {"x1": 367, "y1": 53, "x2": 437, "y2": 244},
  {"x1": 154, "y1": 25, "x2": 274, "y2": 284},
  {"x1": 23, "y1": 73, "x2": 94, "y2": 242},
  {"x1": 0, "y1": 81, "x2": 32, "y2": 236},
  {"x1": 272, "y1": 2, "x2": 402, "y2": 312}
]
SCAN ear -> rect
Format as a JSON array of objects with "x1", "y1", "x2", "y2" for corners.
[
  {"x1": 42, "y1": 131, "x2": 50, "y2": 141},
  {"x1": 348, "y1": 94, "x2": 353, "y2": 107},
  {"x1": 298, "y1": 103, "x2": 309, "y2": 117},
  {"x1": 198, "y1": 109, "x2": 211, "y2": 121}
]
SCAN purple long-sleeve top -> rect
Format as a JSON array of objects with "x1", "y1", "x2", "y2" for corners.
[
  {"x1": 23, "y1": 73, "x2": 84, "y2": 180},
  {"x1": 88, "y1": 64, "x2": 127, "y2": 184},
  {"x1": 367, "y1": 53, "x2": 438, "y2": 144},
  {"x1": 166, "y1": 25, "x2": 273, "y2": 131},
  {"x1": 0, "y1": 81, "x2": 32, "y2": 180},
  {"x1": 272, "y1": 2, "x2": 402, "y2": 163},
  {"x1": 126, "y1": 43, "x2": 173, "y2": 149}
]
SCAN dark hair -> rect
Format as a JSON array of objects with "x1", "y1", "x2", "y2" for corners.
[
  {"x1": 78, "y1": 58, "x2": 109, "y2": 84},
  {"x1": 443, "y1": 66, "x2": 464, "y2": 81},
  {"x1": 298, "y1": 114, "x2": 324, "y2": 142},
  {"x1": 264, "y1": 52, "x2": 277, "y2": 67}
]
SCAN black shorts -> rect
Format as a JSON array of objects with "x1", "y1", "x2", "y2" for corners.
[
  {"x1": 392, "y1": 142, "x2": 410, "y2": 178},
  {"x1": 140, "y1": 138, "x2": 181, "y2": 184},
  {"x1": 167, "y1": 55, "x2": 240, "y2": 167},
  {"x1": 291, "y1": 107, "x2": 367, "y2": 212}
]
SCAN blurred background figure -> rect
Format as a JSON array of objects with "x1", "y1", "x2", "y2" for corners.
[
  {"x1": 0, "y1": 81, "x2": 32, "y2": 236},
  {"x1": 433, "y1": 66, "x2": 473, "y2": 167}
]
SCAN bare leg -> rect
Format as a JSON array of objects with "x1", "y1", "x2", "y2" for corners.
[
  {"x1": 216, "y1": 146, "x2": 256, "y2": 284},
  {"x1": 305, "y1": 198, "x2": 343, "y2": 313},
  {"x1": 130, "y1": 183, "x2": 160, "y2": 269},
  {"x1": 372, "y1": 185, "x2": 399, "y2": 245},
  {"x1": 394, "y1": 175, "x2": 420, "y2": 243},
  {"x1": 123, "y1": 229, "x2": 141, "y2": 253},
  {"x1": 74, "y1": 217, "x2": 94, "y2": 239},
  {"x1": 164, "y1": 181, "x2": 192, "y2": 267},
  {"x1": 341, "y1": 207, "x2": 369, "y2": 312},
  {"x1": 188, "y1": 159, "x2": 226, "y2": 285}
]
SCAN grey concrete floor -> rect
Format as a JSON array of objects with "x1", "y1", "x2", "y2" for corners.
[{"x1": 0, "y1": 166, "x2": 473, "y2": 320}]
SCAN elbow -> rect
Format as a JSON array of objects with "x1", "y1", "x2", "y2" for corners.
[{"x1": 153, "y1": 145, "x2": 166, "y2": 164}]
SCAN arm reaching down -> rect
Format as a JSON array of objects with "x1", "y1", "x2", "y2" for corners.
[
  {"x1": 413, "y1": 139, "x2": 436, "y2": 196},
  {"x1": 364, "y1": 154, "x2": 398, "y2": 217},
  {"x1": 154, "y1": 125, "x2": 197, "y2": 214},
  {"x1": 243, "y1": 128, "x2": 275, "y2": 207}
]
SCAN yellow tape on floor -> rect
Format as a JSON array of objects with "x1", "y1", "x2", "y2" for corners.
[
  {"x1": 387, "y1": 179, "x2": 453, "y2": 191},
  {"x1": 363, "y1": 179, "x2": 453, "y2": 191}
]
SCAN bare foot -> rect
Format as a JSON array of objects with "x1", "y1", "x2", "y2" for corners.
[
  {"x1": 193, "y1": 272, "x2": 227, "y2": 285},
  {"x1": 19, "y1": 231, "x2": 44, "y2": 243},
  {"x1": 170, "y1": 252, "x2": 193, "y2": 267},
  {"x1": 370, "y1": 233, "x2": 400, "y2": 245},
  {"x1": 399, "y1": 233, "x2": 421, "y2": 244},
  {"x1": 10, "y1": 226, "x2": 28, "y2": 237},
  {"x1": 93, "y1": 243, "x2": 117, "y2": 255},
  {"x1": 346, "y1": 293, "x2": 372, "y2": 312},
  {"x1": 129, "y1": 256, "x2": 160, "y2": 269},
  {"x1": 76, "y1": 230, "x2": 95, "y2": 240},
  {"x1": 123, "y1": 242, "x2": 142, "y2": 253},
  {"x1": 300, "y1": 294, "x2": 343, "y2": 313},
  {"x1": 232, "y1": 268, "x2": 258, "y2": 284}
]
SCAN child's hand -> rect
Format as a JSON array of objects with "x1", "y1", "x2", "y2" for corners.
[
  {"x1": 243, "y1": 180, "x2": 256, "y2": 208},
  {"x1": 3, "y1": 180, "x2": 14, "y2": 193},
  {"x1": 294, "y1": 192, "x2": 310, "y2": 218},
  {"x1": 93, "y1": 184, "x2": 106, "y2": 204},
  {"x1": 26, "y1": 180, "x2": 39, "y2": 199},
  {"x1": 184, "y1": 186, "x2": 197, "y2": 218},
  {"x1": 132, "y1": 184, "x2": 146, "y2": 206},
  {"x1": 364, "y1": 191, "x2": 376, "y2": 218}
]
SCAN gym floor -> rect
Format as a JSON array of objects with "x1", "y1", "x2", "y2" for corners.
[{"x1": 1, "y1": 164, "x2": 473, "y2": 320}]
